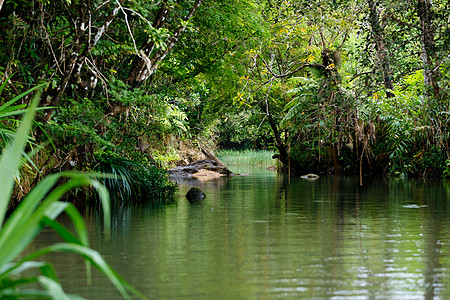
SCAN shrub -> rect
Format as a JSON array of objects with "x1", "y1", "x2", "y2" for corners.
[{"x1": 94, "y1": 151, "x2": 176, "y2": 205}]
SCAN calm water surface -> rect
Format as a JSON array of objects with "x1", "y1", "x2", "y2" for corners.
[{"x1": 29, "y1": 170, "x2": 450, "y2": 299}]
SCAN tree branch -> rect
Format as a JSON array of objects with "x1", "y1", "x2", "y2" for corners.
[
  {"x1": 91, "y1": 0, "x2": 126, "y2": 51},
  {"x1": 262, "y1": 56, "x2": 323, "y2": 79},
  {"x1": 126, "y1": 0, "x2": 203, "y2": 87}
]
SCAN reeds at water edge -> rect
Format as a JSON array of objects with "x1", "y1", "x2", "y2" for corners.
[{"x1": 217, "y1": 149, "x2": 275, "y2": 167}]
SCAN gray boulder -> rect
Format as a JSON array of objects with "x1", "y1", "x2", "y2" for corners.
[
  {"x1": 185, "y1": 187, "x2": 206, "y2": 204},
  {"x1": 168, "y1": 159, "x2": 232, "y2": 178}
]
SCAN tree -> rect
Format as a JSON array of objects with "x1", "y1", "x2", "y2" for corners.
[
  {"x1": 367, "y1": 0, "x2": 395, "y2": 97},
  {"x1": 416, "y1": 0, "x2": 440, "y2": 98},
  {"x1": 233, "y1": 0, "x2": 360, "y2": 174},
  {"x1": 0, "y1": 0, "x2": 269, "y2": 176},
  {"x1": 357, "y1": 0, "x2": 450, "y2": 176},
  {"x1": 126, "y1": 0, "x2": 203, "y2": 87}
]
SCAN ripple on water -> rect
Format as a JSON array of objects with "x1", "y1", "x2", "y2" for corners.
[{"x1": 26, "y1": 175, "x2": 450, "y2": 299}]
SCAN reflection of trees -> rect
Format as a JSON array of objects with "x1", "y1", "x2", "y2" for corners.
[
  {"x1": 171, "y1": 176, "x2": 232, "y2": 189},
  {"x1": 421, "y1": 183, "x2": 448, "y2": 300},
  {"x1": 272, "y1": 176, "x2": 450, "y2": 297},
  {"x1": 274, "y1": 173, "x2": 288, "y2": 210},
  {"x1": 26, "y1": 175, "x2": 450, "y2": 298}
]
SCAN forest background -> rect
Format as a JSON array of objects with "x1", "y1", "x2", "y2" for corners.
[{"x1": 1, "y1": 0, "x2": 450, "y2": 205}]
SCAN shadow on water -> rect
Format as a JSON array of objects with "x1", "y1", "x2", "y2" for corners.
[{"x1": 26, "y1": 172, "x2": 450, "y2": 299}]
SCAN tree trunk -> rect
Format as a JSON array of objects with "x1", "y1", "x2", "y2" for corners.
[
  {"x1": 367, "y1": 0, "x2": 395, "y2": 97},
  {"x1": 41, "y1": 0, "x2": 125, "y2": 122},
  {"x1": 126, "y1": 0, "x2": 203, "y2": 88},
  {"x1": 264, "y1": 99, "x2": 304, "y2": 174},
  {"x1": 329, "y1": 134, "x2": 341, "y2": 176},
  {"x1": 417, "y1": 0, "x2": 440, "y2": 98},
  {"x1": 126, "y1": 0, "x2": 169, "y2": 87}
]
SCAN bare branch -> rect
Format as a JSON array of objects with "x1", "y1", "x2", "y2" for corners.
[
  {"x1": 115, "y1": 0, "x2": 140, "y2": 56},
  {"x1": 261, "y1": 55, "x2": 323, "y2": 79},
  {"x1": 91, "y1": 0, "x2": 126, "y2": 50},
  {"x1": 39, "y1": 2, "x2": 64, "y2": 76},
  {"x1": 127, "y1": 0, "x2": 203, "y2": 86}
]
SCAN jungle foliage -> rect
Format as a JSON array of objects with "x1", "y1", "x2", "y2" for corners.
[
  {"x1": 230, "y1": 0, "x2": 450, "y2": 179},
  {"x1": 0, "y1": 90, "x2": 146, "y2": 299},
  {"x1": 0, "y1": 0, "x2": 450, "y2": 207},
  {"x1": 1, "y1": 1, "x2": 449, "y2": 298}
]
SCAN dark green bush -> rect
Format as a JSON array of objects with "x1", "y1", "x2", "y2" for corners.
[{"x1": 94, "y1": 151, "x2": 176, "y2": 205}]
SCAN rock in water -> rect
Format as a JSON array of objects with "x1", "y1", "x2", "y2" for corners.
[
  {"x1": 300, "y1": 173, "x2": 319, "y2": 180},
  {"x1": 192, "y1": 169, "x2": 224, "y2": 181},
  {"x1": 185, "y1": 187, "x2": 206, "y2": 204},
  {"x1": 168, "y1": 159, "x2": 232, "y2": 178}
]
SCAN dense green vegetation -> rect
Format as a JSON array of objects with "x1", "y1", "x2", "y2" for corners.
[
  {"x1": 0, "y1": 91, "x2": 146, "y2": 299},
  {"x1": 0, "y1": 1, "x2": 449, "y2": 297},
  {"x1": 1, "y1": 0, "x2": 450, "y2": 206}
]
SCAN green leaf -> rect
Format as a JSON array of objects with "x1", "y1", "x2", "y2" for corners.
[
  {"x1": 22, "y1": 243, "x2": 148, "y2": 300},
  {"x1": 0, "y1": 82, "x2": 47, "y2": 114},
  {"x1": 0, "y1": 174, "x2": 96, "y2": 266},
  {"x1": 38, "y1": 276, "x2": 72, "y2": 300},
  {"x1": 0, "y1": 84, "x2": 143, "y2": 299},
  {"x1": 0, "y1": 88, "x2": 41, "y2": 227},
  {"x1": 1, "y1": 261, "x2": 52, "y2": 278}
]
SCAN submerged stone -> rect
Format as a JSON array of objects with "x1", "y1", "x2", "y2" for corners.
[{"x1": 185, "y1": 187, "x2": 206, "y2": 204}]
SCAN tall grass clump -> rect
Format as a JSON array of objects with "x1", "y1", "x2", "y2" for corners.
[
  {"x1": 94, "y1": 151, "x2": 176, "y2": 205},
  {"x1": 0, "y1": 86, "x2": 147, "y2": 299},
  {"x1": 217, "y1": 149, "x2": 275, "y2": 167}
]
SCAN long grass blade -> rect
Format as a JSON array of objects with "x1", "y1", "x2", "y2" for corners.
[
  {"x1": 43, "y1": 203, "x2": 93, "y2": 285},
  {"x1": 0, "y1": 175, "x2": 90, "y2": 266},
  {"x1": 0, "y1": 74, "x2": 10, "y2": 95},
  {"x1": 38, "y1": 276, "x2": 72, "y2": 300},
  {"x1": 0, "y1": 174, "x2": 60, "y2": 262},
  {"x1": 0, "y1": 89, "x2": 41, "y2": 227},
  {"x1": 0, "y1": 106, "x2": 48, "y2": 120},
  {"x1": 0, "y1": 261, "x2": 54, "y2": 280},
  {"x1": 0, "y1": 83, "x2": 140, "y2": 299},
  {"x1": 0, "y1": 264, "x2": 61, "y2": 296},
  {"x1": 34, "y1": 121, "x2": 57, "y2": 152},
  {"x1": 22, "y1": 243, "x2": 149, "y2": 300},
  {"x1": 0, "y1": 173, "x2": 111, "y2": 267},
  {"x1": 41, "y1": 217, "x2": 80, "y2": 245},
  {"x1": 0, "y1": 82, "x2": 47, "y2": 112},
  {"x1": 91, "y1": 180, "x2": 111, "y2": 240},
  {"x1": 0, "y1": 277, "x2": 41, "y2": 293}
]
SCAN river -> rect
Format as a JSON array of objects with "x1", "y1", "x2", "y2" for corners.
[{"x1": 29, "y1": 169, "x2": 450, "y2": 299}]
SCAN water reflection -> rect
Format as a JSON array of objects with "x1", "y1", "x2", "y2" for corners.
[{"x1": 27, "y1": 173, "x2": 450, "y2": 299}]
